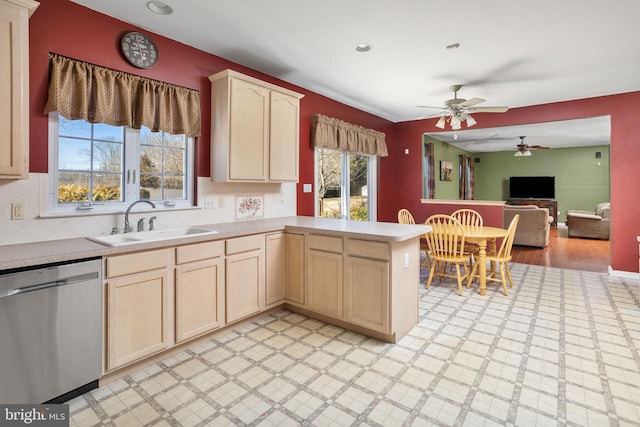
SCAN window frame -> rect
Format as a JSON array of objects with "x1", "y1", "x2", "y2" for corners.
[
  {"x1": 313, "y1": 148, "x2": 378, "y2": 221},
  {"x1": 47, "y1": 112, "x2": 194, "y2": 215}
]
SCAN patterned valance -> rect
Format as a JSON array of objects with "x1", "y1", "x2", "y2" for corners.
[
  {"x1": 43, "y1": 53, "x2": 201, "y2": 137},
  {"x1": 311, "y1": 114, "x2": 388, "y2": 157}
]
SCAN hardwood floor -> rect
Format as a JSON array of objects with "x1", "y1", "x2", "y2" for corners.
[{"x1": 510, "y1": 225, "x2": 611, "y2": 273}]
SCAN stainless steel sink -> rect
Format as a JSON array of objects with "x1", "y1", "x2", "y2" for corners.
[{"x1": 86, "y1": 227, "x2": 218, "y2": 247}]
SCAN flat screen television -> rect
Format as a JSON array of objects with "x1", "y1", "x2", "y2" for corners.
[{"x1": 509, "y1": 176, "x2": 555, "y2": 199}]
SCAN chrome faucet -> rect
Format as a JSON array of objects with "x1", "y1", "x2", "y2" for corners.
[
  {"x1": 124, "y1": 200, "x2": 156, "y2": 233},
  {"x1": 149, "y1": 216, "x2": 157, "y2": 231}
]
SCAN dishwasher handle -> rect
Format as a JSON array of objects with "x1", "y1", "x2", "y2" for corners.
[{"x1": 0, "y1": 272, "x2": 99, "y2": 298}]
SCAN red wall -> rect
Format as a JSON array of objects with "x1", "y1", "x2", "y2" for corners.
[
  {"x1": 28, "y1": 0, "x2": 394, "y2": 206},
  {"x1": 389, "y1": 94, "x2": 640, "y2": 273},
  {"x1": 28, "y1": 1, "x2": 640, "y2": 273}
]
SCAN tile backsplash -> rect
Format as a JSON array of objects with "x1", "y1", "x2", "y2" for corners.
[{"x1": 0, "y1": 174, "x2": 297, "y2": 246}]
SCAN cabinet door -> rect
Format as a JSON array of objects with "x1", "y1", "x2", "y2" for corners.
[
  {"x1": 265, "y1": 233, "x2": 285, "y2": 307},
  {"x1": 175, "y1": 257, "x2": 224, "y2": 343},
  {"x1": 226, "y1": 249, "x2": 264, "y2": 323},
  {"x1": 307, "y1": 249, "x2": 343, "y2": 318},
  {"x1": 346, "y1": 256, "x2": 390, "y2": 333},
  {"x1": 269, "y1": 91, "x2": 299, "y2": 182},
  {"x1": 229, "y1": 77, "x2": 269, "y2": 180},
  {"x1": 285, "y1": 233, "x2": 305, "y2": 305},
  {"x1": 107, "y1": 269, "x2": 170, "y2": 371},
  {"x1": 0, "y1": 0, "x2": 35, "y2": 179}
]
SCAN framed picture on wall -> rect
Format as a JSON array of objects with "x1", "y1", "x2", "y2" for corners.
[{"x1": 440, "y1": 161, "x2": 453, "y2": 181}]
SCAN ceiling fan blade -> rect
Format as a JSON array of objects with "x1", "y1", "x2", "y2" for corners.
[
  {"x1": 470, "y1": 106, "x2": 509, "y2": 113},
  {"x1": 529, "y1": 145, "x2": 550, "y2": 149},
  {"x1": 416, "y1": 105, "x2": 448, "y2": 109},
  {"x1": 459, "y1": 97, "x2": 485, "y2": 108}
]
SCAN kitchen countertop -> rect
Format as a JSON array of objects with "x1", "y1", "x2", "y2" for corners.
[{"x1": 0, "y1": 216, "x2": 430, "y2": 271}]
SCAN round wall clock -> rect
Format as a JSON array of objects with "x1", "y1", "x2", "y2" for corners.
[{"x1": 120, "y1": 31, "x2": 159, "y2": 69}]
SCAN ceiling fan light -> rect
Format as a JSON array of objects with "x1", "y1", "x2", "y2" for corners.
[
  {"x1": 514, "y1": 150, "x2": 522, "y2": 157},
  {"x1": 450, "y1": 115, "x2": 461, "y2": 129},
  {"x1": 523, "y1": 150, "x2": 532, "y2": 157},
  {"x1": 435, "y1": 116, "x2": 446, "y2": 129},
  {"x1": 466, "y1": 115, "x2": 477, "y2": 127}
]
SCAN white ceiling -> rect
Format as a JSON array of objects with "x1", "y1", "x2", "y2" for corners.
[
  {"x1": 72, "y1": 0, "x2": 638, "y2": 140},
  {"x1": 427, "y1": 116, "x2": 611, "y2": 153}
]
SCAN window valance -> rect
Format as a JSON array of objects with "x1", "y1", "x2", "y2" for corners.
[
  {"x1": 311, "y1": 114, "x2": 388, "y2": 157},
  {"x1": 43, "y1": 53, "x2": 201, "y2": 137}
]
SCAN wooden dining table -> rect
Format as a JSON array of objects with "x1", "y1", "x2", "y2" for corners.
[{"x1": 462, "y1": 225, "x2": 509, "y2": 296}]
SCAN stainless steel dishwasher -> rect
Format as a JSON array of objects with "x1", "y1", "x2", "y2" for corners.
[{"x1": 0, "y1": 258, "x2": 102, "y2": 404}]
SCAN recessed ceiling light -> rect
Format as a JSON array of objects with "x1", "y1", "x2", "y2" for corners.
[
  {"x1": 146, "y1": 1, "x2": 173, "y2": 15},
  {"x1": 354, "y1": 43, "x2": 373, "y2": 53}
]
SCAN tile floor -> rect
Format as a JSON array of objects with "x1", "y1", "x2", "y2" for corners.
[{"x1": 68, "y1": 263, "x2": 640, "y2": 426}]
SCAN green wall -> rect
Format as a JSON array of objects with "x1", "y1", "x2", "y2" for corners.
[
  {"x1": 424, "y1": 135, "x2": 473, "y2": 200},
  {"x1": 425, "y1": 135, "x2": 610, "y2": 223},
  {"x1": 474, "y1": 145, "x2": 610, "y2": 222}
]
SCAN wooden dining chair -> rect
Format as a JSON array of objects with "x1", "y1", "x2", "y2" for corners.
[
  {"x1": 424, "y1": 214, "x2": 471, "y2": 295},
  {"x1": 467, "y1": 214, "x2": 520, "y2": 295},
  {"x1": 451, "y1": 208, "x2": 483, "y2": 268},
  {"x1": 397, "y1": 209, "x2": 431, "y2": 269}
]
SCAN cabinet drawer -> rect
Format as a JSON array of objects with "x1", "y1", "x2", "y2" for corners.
[
  {"x1": 106, "y1": 249, "x2": 172, "y2": 278},
  {"x1": 307, "y1": 234, "x2": 343, "y2": 253},
  {"x1": 347, "y1": 239, "x2": 389, "y2": 260},
  {"x1": 226, "y1": 234, "x2": 264, "y2": 255},
  {"x1": 176, "y1": 240, "x2": 224, "y2": 264}
]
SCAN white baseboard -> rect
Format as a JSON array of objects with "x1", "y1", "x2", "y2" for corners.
[{"x1": 608, "y1": 266, "x2": 640, "y2": 280}]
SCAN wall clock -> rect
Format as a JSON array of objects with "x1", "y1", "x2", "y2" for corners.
[{"x1": 120, "y1": 31, "x2": 158, "y2": 69}]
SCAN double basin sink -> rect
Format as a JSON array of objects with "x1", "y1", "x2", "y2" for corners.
[{"x1": 87, "y1": 227, "x2": 218, "y2": 247}]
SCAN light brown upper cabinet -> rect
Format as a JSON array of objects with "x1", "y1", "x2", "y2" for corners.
[
  {"x1": 209, "y1": 69, "x2": 304, "y2": 182},
  {"x1": 0, "y1": 0, "x2": 38, "y2": 179}
]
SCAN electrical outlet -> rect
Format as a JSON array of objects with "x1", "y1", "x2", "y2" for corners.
[
  {"x1": 204, "y1": 197, "x2": 217, "y2": 209},
  {"x1": 11, "y1": 202, "x2": 26, "y2": 220}
]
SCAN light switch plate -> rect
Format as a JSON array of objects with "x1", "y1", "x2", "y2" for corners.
[{"x1": 303, "y1": 183, "x2": 312, "y2": 193}]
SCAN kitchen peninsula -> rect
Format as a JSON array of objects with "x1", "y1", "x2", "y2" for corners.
[{"x1": 0, "y1": 216, "x2": 429, "y2": 380}]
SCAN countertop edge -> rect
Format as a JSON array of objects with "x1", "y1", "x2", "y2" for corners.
[{"x1": 0, "y1": 217, "x2": 430, "y2": 270}]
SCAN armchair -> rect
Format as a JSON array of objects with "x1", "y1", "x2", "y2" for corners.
[{"x1": 566, "y1": 202, "x2": 610, "y2": 240}]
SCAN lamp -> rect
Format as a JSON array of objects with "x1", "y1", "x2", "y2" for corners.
[
  {"x1": 514, "y1": 148, "x2": 533, "y2": 157},
  {"x1": 450, "y1": 115, "x2": 461, "y2": 130},
  {"x1": 435, "y1": 116, "x2": 446, "y2": 129},
  {"x1": 466, "y1": 114, "x2": 477, "y2": 127}
]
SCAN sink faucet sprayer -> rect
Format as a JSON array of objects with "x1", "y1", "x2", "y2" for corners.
[{"x1": 124, "y1": 200, "x2": 156, "y2": 233}]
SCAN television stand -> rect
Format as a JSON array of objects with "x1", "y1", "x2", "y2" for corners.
[{"x1": 506, "y1": 199, "x2": 558, "y2": 226}]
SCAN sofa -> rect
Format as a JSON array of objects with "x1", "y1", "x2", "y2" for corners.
[
  {"x1": 503, "y1": 205, "x2": 554, "y2": 248},
  {"x1": 565, "y1": 202, "x2": 610, "y2": 240}
]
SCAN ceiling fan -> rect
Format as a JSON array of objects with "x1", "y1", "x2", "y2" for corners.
[
  {"x1": 514, "y1": 136, "x2": 549, "y2": 157},
  {"x1": 418, "y1": 85, "x2": 509, "y2": 134}
]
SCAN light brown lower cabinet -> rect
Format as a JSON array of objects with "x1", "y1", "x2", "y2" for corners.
[
  {"x1": 265, "y1": 232, "x2": 286, "y2": 307},
  {"x1": 265, "y1": 232, "x2": 305, "y2": 307},
  {"x1": 105, "y1": 249, "x2": 172, "y2": 371},
  {"x1": 225, "y1": 234, "x2": 265, "y2": 323},
  {"x1": 175, "y1": 241, "x2": 225, "y2": 343},
  {"x1": 345, "y1": 239, "x2": 391, "y2": 333},
  {"x1": 102, "y1": 230, "x2": 419, "y2": 375},
  {"x1": 284, "y1": 233, "x2": 305, "y2": 305}
]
